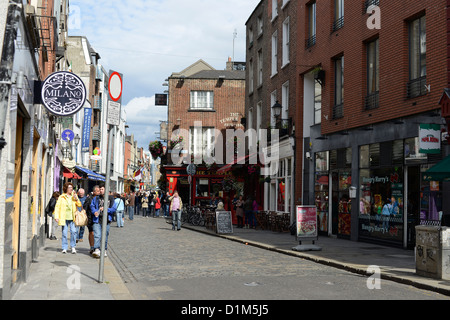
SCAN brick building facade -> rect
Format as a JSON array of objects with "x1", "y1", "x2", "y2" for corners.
[
  {"x1": 164, "y1": 59, "x2": 246, "y2": 210},
  {"x1": 246, "y1": 0, "x2": 450, "y2": 248}
]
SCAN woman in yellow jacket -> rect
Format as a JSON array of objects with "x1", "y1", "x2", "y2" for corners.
[{"x1": 54, "y1": 182, "x2": 82, "y2": 254}]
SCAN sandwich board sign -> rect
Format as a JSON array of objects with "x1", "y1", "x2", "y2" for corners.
[{"x1": 106, "y1": 71, "x2": 123, "y2": 126}]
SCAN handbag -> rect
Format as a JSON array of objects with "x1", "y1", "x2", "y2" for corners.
[{"x1": 75, "y1": 209, "x2": 88, "y2": 227}]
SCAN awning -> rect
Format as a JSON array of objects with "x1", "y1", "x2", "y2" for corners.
[
  {"x1": 62, "y1": 167, "x2": 82, "y2": 179},
  {"x1": 216, "y1": 153, "x2": 259, "y2": 173},
  {"x1": 75, "y1": 166, "x2": 106, "y2": 182},
  {"x1": 424, "y1": 156, "x2": 450, "y2": 181}
]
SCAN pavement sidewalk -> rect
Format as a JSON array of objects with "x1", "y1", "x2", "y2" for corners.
[
  {"x1": 11, "y1": 233, "x2": 133, "y2": 300},
  {"x1": 12, "y1": 217, "x2": 450, "y2": 300}
]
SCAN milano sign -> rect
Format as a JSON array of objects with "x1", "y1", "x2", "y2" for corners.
[{"x1": 41, "y1": 71, "x2": 87, "y2": 117}]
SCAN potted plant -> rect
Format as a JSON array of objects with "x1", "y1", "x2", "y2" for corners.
[{"x1": 149, "y1": 140, "x2": 164, "y2": 160}]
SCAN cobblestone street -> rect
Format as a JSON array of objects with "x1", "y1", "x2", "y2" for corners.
[{"x1": 107, "y1": 215, "x2": 449, "y2": 300}]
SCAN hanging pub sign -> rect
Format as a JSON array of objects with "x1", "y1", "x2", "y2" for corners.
[
  {"x1": 41, "y1": 71, "x2": 87, "y2": 117},
  {"x1": 419, "y1": 124, "x2": 441, "y2": 154}
]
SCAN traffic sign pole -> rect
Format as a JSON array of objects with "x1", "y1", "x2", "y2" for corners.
[{"x1": 99, "y1": 70, "x2": 123, "y2": 283}]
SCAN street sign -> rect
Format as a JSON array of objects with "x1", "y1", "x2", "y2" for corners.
[
  {"x1": 41, "y1": 71, "x2": 86, "y2": 117},
  {"x1": 187, "y1": 164, "x2": 196, "y2": 176},
  {"x1": 106, "y1": 70, "x2": 123, "y2": 126},
  {"x1": 62, "y1": 129, "x2": 74, "y2": 141}
]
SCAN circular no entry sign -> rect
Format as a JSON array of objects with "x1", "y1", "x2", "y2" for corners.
[{"x1": 108, "y1": 72, "x2": 123, "y2": 102}]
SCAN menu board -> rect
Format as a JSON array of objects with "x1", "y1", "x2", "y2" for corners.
[
  {"x1": 216, "y1": 211, "x2": 233, "y2": 234},
  {"x1": 296, "y1": 206, "x2": 318, "y2": 240}
]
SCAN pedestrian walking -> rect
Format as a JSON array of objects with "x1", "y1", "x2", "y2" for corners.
[
  {"x1": 154, "y1": 191, "x2": 161, "y2": 217},
  {"x1": 136, "y1": 191, "x2": 142, "y2": 216},
  {"x1": 142, "y1": 192, "x2": 149, "y2": 217},
  {"x1": 127, "y1": 191, "x2": 135, "y2": 220},
  {"x1": 53, "y1": 182, "x2": 82, "y2": 254},
  {"x1": 149, "y1": 191, "x2": 156, "y2": 217},
  {"x1": 76, "y1": 188, "x2": 87, "y2": 243},
  {"x1": 84, "y1": 186, "x2": 99, "y2": 254},
  {"x1": 169, "y1": 190, "x2": 183, "y2": 231},
  {"x1": 244, "y1": 196, "x2": 253, "y2": 229},
  {"x1": 45, "y1": 191, "x2": 60, "y2": 240},
  {"x1": 114, "y1": 193, "x2": 125, "y2": 227},
  {"x1": 90, "y1": 185, "x2": 117, "y2": 258},
  {"x1": 163, "y1": 191, "x2": 171, "y2": 217},
  {"x1": 235, "y1": 195, "x2": 244, "y2": 228}
]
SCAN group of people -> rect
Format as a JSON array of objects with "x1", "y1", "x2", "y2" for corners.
[
  {"x1": 46, "y1": 182, "x2": 127, "y2": 258},
  {"x1": 45, "y1": 184, "x2": 186, "y2": 257},
  {"x1": 233, "y1": 195, "x2": 259, "y2": 229}
]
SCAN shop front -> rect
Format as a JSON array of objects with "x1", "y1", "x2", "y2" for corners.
[
  {"x1": 164, "y1": 165, "x2": 244, "y2": 223},
  {"x1": 308, "y1": 114, "x2": 449, "y2": 249}
]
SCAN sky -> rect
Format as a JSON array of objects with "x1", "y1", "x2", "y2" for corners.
[{"x1": 68, "y1": 0, "x2": 260, "y2": 150}]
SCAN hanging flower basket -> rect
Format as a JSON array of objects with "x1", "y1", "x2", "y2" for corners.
[{"x1": 149, "y1": 140, "x2": 164, "y2": 160}]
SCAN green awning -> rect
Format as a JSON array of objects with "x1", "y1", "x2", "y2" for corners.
[{"x1": 424, "y1": 156, "x2": 450, "y2": 181}]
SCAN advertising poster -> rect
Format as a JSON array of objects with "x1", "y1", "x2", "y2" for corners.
[{"x1": 296, "y1": 205, "x2": 318, "y2": 240}]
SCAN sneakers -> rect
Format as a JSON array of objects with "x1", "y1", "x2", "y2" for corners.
[
  {"x1": 71, "y1": 248, "x2": 76, "y2": 254},
  {"x1": 92, "y1": 249, "x2": 101, "y2": 258},
  {"x1": 62, "y1": 249, "x2": 67, "y2": 254}
]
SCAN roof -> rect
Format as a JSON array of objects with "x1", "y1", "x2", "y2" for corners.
[{"x1": 188, "y1": 69, "x2": 245, "y2": 80}]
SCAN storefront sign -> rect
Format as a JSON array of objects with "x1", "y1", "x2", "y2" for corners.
[
  {"x1": 81, "y1": 108, "x2": 92, "y2": 152},
  {"x1": 419, "y1": 124, "x2": 441, "y2": 154},
  {"x1": 216, "y1": 211, "x2": 233, "y2": 234},
  {"x1": 41, "y1": 71, "x2": 87, "y2": 117},
  {"x1": 296, "y1": 206, "x2": 318, "y2": 240}
]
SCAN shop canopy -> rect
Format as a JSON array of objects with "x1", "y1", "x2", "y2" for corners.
[
  {"x1": 424, "y1": 155, "x2": 450, "y2": 181},
  {"x1": 75, "y1": 166, "x2": 106, "y2": 182},
  {"x1": 62, "y1": 167, "x2": 82, "y2": 180}
]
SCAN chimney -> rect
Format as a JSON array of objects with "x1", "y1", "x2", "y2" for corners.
[{"x1": 226, "y1": 57, "x2": 233, "y2": 71}]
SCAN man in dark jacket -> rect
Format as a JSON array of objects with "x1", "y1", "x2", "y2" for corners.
[
  {"x1": 84, "y1": 185, "x2": 100, "y2": 254},
  {"x1": 90, "y1": 185, "x2": 117, "y2": 258}
]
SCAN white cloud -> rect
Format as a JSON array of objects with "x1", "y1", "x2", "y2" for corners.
[
  {"x1": 123, "y1": 96, "x2": 167, "y2": 149},
  {"x1": 69, "y1": 0, "x2": 259, "y2": 148}
]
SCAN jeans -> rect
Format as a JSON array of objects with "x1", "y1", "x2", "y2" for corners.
[
  {"x1": 78, "y1": 226, "x2": 85, "y2": 240},
  {"x1": 128, "y1": 206, "x2": 134, "y2": 220},
  {"x1": 245, "y1": 210, "x2": 255, "y2": 228},
  {"x1": 155, "y1": 208, "x2": 160, "y2": 217},
  {"x1": 93, "y1": 223, "x2": 110, "y2": 250},
  {"x1": 172, "y1": 210, "x2": 181, "y2": 230},
  {"x1": 62, "y1": 220, "x2": 77, "y2": 250},
  {"x1": 163, "y1": 204, "x2": 169, "y2": 217},
  {"x1": 116, "y1": 210, "x2": 124, "y2": 227}
]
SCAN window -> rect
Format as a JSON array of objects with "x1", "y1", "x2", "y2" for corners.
[
  {"x1": 257, "y1": 15, "x2": 263, "y2": 36},
  {"x1": 333, "y1": 0, "x2": 344, "y2": 32},
  {"x1": 407, "y1": 15, "x2": 426, "y2": 98},
  {"x1": 272, "y1": 0, "x2": 278, "y2": 20},
  {"x1": 306, "y1": 1, "x2": 316, "y2": 48},
  {"x1": 333, "y1": 56, "x2": 344, "y2": 119},
  {"x1": 282, "y1": 0, "x2": 290, "y2": 8},
  {"x1": 248, "y1": 26, "x2": 254, "y2": 46},
  {"x1": 271, "y1": 31, "x2": 278, "y2": 76},
  {"x1": 282, "y1": 81, "x2": 289, "y2": 120},
  {"x1": 365, "y1": 38, "x2": 379, "y2": 110},
  {"x1": 271, "y1": 91, "x2": 277, "y2": 127},
  {"x1": 282, "y1": 17, "x2": 290, "y2": 66},
  {"x1": 314, "y1": 79, "x2": 322, "y2": 124},
  {"x1": 249, "y1": 59, "x2": 254, "y2": 94},
  {"x1": 256, "y1": 102, "x2": 262, "y2": 132},
  {"x1": 189, "y1": 127, "x2": 215, "y2": 157},
  {"x1": 257, "y1": 49, "x2": 263, "y2": 86},
  {"x1": 190, "y1": 91, "x2": 214, "y2": 110},
  {"x1": 248, "y1": 107, "x2": 254, "y2": 130}
]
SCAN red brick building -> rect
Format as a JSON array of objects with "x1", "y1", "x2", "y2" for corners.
[
  {"x1": 246, "y1": 0, "x2": 450, "y2": 248},
  {"x1": 164, "y1": 59, "x2": 246, "y2": 210},
  {"x1": 297, "y1": 0, "x2": 449, "y2": 248}
]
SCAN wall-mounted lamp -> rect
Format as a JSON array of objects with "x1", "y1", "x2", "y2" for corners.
[{"x1": 272, "y1": 101, "x2": 282, "y2": 119}]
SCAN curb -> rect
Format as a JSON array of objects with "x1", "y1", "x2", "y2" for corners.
[{"x1": 183, "y1": 224, "x2": 450, "y2": 297}]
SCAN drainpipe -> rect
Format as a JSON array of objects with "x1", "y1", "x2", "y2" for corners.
[{"x1": 0, "y1": 0, "x2": 22, "y2": 150}]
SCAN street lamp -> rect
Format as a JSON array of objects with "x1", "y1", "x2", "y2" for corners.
[{"x1": 272, "y1": 101, "x2": 282, "y2": 120}]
